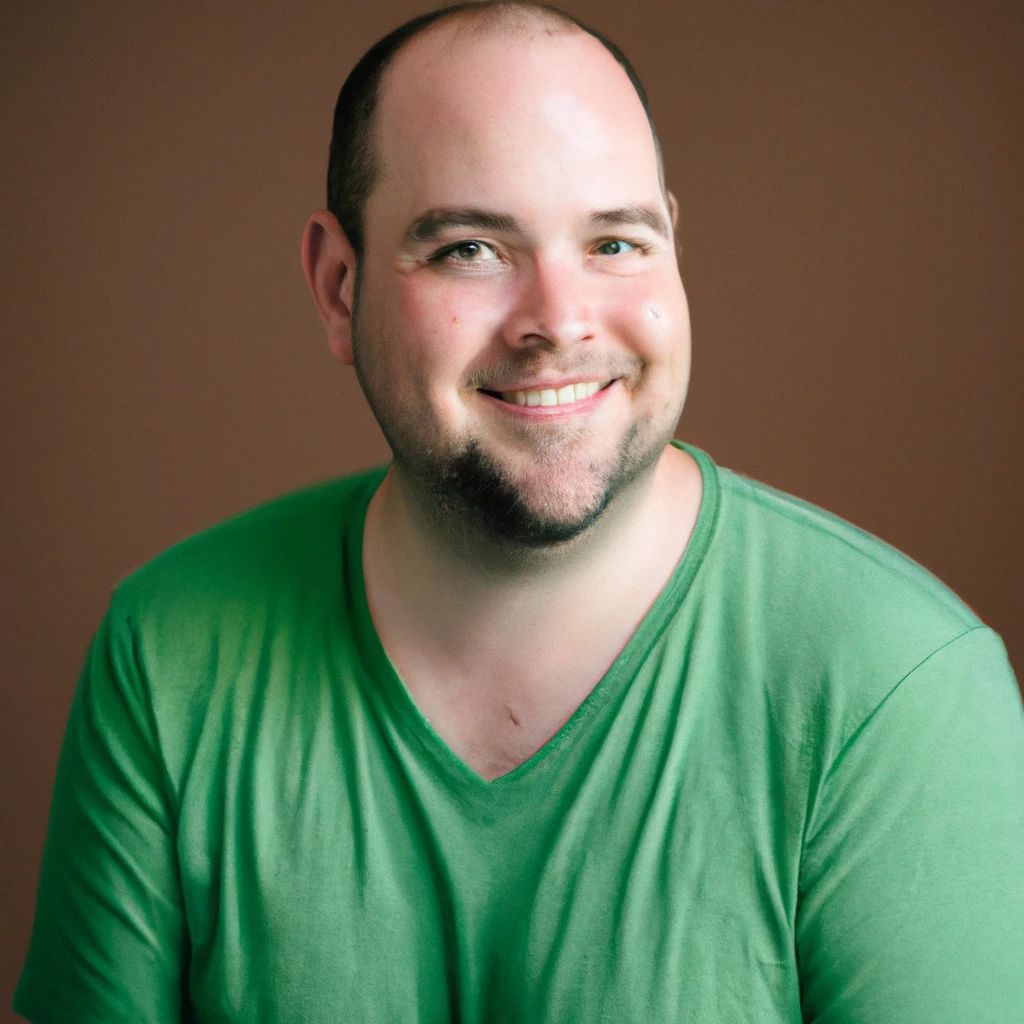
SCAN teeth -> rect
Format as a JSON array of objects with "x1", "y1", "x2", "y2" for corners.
[{"x1": 501, "y1": 380, "x2": 605, "y2": 407}]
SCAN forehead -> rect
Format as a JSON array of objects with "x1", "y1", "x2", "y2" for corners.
[{"x1": 369, "y1": 20, "x2": 662, "y2": 224}]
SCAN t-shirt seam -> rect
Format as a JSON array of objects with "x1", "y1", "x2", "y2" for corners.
[
  {"x1": 722, "y1": 470, "x2": 979, "y2": 627},
  {"x1": 797, "y1": 622, "x2": 994, "y2": 892},
  {"x1": 111, "y1": 591, "x2": 184, "y2": 823}
]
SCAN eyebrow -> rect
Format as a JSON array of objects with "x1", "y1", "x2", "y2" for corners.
[
  {"x1": 404, "y1": 204, "x2": 671, "y2": 243},
  {"x1": 589, "y1": 206, "x2": 671, "y2": 239},
  {"x1": 406, "y1": 208, "x2": 522, "y2": 242}
]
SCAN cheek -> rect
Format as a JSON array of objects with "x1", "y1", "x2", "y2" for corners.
[
  {"x1": 604, "y1": 279, "x2": 691, "y2": 363},
  {"x1": 393, "y1": 278, "x2": 509, "y2": 422},
  {"x1": 397, "y1": 277, "x2": 509, "y2": 362},
  {"x1": 396, "y1": 281, "x2": 453, "y2": 349}
]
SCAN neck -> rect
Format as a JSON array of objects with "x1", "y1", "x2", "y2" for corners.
[{"x1": 362, "y1": 444, "x2": 702, "y2": 670}]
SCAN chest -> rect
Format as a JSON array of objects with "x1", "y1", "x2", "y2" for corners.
[
  {"x1": 405, "y1": 673, "x2": 604, "y2": 780},
  {"x1": 175, "y1": 678, "x2": 803, "y2": 1024},
  {"x1": 381, "y1": 616, "x2": 643, "y2": 781}
]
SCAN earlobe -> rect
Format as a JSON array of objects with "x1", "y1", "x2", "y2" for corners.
[{"x1": 301, "y1": 211, "x2": 357, "y2": 365}]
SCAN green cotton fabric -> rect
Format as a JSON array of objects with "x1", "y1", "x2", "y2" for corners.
[{"x1": 15, "y1": 444, "x2": 1024, "y2": 1024}]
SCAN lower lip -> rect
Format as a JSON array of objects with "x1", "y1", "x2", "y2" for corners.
[{"x1": 477, "y1": 381, "x2": 617, "y2": 419}]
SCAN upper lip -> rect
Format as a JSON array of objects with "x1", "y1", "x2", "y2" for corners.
[{"x1": 479, "y1": 377, "x2": 613, "y2": 393}]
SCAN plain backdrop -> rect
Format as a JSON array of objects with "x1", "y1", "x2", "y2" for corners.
[{"x1": 2, "y1": 1, "x2": 1021, "y2": 1014}]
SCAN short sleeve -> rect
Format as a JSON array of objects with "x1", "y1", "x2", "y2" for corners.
[
  {"x1": 796, "y1": 626, "x2": 1024, "y2": 1023},
  {"x1": 14, "y1": 600, "x2": 189, "y2": 1023}
]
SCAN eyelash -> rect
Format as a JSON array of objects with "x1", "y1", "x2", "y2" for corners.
[
  {"x1": 425, "y1": 237, "x2": 653, "y2": 265},
  {"x1": 426, "y1": 240, "x2": 498, "y2": 264}
]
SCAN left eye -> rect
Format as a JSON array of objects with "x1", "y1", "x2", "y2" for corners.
[
  {"x1": 595, "y1": 239, "x2": 636, "y2": 256},
  {"x1": 439, "y1": 240, "x2": 499, "y2": 262}
]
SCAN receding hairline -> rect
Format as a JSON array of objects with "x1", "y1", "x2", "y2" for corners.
[
  {"x1": 376, "y1": 3, "x2": 590, "y2": 110},
  {"x1": 412, "y1": 1, "x2": 583, "y2": 42},
  {"x1": 327, "y1": 1, "x2": 666, "y2": 254},
  {"x1": 371, "y1": 3, "x2": 665, "y2": 191}
]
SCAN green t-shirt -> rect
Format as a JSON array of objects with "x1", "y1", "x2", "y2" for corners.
[{"x1": 15, "y1": 445, "x2": 1024, "y2": 1023}]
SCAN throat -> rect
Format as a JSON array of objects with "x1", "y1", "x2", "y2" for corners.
[{"x1": 360, "y1": 445, "x2": 704, "y2": 778}]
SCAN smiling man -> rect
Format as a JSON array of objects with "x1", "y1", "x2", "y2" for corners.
[
  {"x1": 309, "y1": 9, "x2": 694, "y2": 558},
  {"x1": 14, "y1": 3, "x2": 1024, "y2": 1023}
]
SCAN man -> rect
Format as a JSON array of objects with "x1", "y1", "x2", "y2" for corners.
[{"x1": 15, "y1": 3, "x2": 1024, "y2": 1022}]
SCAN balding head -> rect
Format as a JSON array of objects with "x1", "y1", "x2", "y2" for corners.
[
  {"x1": 302, "y1": 1, "x2": 689, "y2": 550},
  {"x1": 326, "y1": 2, "x2": 663, "y2": 255}
]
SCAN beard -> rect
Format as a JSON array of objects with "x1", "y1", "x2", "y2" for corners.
[
  {"x1": 369, "y1": 395, "x2": 674, "y2": 551},
  {"x1": 402, "y1": 421, "x2": 658, "y2": 548},
  {"x1": 351, "y1": 279, "x2": 681, "y2": 551}
]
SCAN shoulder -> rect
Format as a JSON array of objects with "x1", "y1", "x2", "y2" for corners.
[
  {"x1": 101, "y1": 468, "x2": 382, "y2": 709},
  {"x1": 712, "y1": 462, "x2": 982, "y2": 635},
  {"x1": 692, "y1": 453, "x2": 1010, "y2": 736},
  {"x1": 111, "y1": 466, "x2": 383, "y2": 621},
  {"x1": 90, "y1": 467, "x2": 385, "y2": 787}
]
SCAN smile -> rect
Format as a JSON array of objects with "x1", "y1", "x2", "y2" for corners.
[{"x1": 488, "y1": 380, "x2": 610, "y2": 407}]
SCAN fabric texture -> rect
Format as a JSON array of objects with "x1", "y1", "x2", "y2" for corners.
[{"x1": 15, "y1": 444, "x2": 1024, "y2": 1023}]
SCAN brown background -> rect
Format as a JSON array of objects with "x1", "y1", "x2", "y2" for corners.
[{"x1": 2, "y1": 1, "x2": 1021, "y2": 1013}]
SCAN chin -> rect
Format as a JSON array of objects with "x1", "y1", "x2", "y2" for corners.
[
  {"x1": 443, "y1": 447, "x2": 611, "y2": 547},
  {"x1": 405, "y1": 424, "x2": 662, "y2": 549}
]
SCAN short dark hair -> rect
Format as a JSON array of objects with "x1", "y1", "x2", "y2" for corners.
[{"x1": 326, "y1": 1, "x2": 662, "y2": 255}]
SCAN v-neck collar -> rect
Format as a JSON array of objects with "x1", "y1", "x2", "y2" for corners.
[{"x1": 341, "y1": 442, "x2": 720, "y2": 795}]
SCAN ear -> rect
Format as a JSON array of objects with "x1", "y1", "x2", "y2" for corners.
[
  {"x1": 666, "y1": 190, "x2": 683, "y2": 259},
  {"x1": 301, "y1": 210, "x2": 357, "y2": 365},
  {"x1": 667, "y1": 190, "x2": 679, "y2": 230}
]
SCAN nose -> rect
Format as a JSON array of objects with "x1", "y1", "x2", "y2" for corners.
[{"x1": 501, "y1": 255, "x2": 595, "y2": 350}]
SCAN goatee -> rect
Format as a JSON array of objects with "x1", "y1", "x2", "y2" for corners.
[{"x1": 401, "y1": 422, "x2": 654, "y2": 550}]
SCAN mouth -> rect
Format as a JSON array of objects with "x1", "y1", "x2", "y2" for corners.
[{"x1": 480, "y1": 379, "x2": 613, "y2": 408}]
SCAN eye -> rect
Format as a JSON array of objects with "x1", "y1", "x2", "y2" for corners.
[
  {"x1": 594, "y1": 238, "x2": 638, "y2": 256},
  {"x1": 429, "y1": 240, "x2": 500, "y2": 264}
]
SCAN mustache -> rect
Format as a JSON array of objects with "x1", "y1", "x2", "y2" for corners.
[{"x1": 466, "y1": 353, "x2": 642, "y2": 391}]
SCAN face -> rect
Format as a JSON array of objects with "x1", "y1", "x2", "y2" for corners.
[{"x1": 349, "y1": 23, "x2": 691, "y2": 547}]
